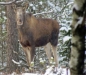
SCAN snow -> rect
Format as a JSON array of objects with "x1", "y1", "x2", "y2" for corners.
[
  {"x1": 21, "y1": 67, "x2": 70, "y2": 75},
  {"x1": 11, "y1": 68, "x2": 70, "y2": 75},
  {"x1": 12, "y1": 67, "x2": 69, "y2": 75},
  {"x1": 0, "y1": 67, "x2": 70, "y2": 75},
  {"x1": 67, "y1": 2, "x2": 73, "y2": 6},
  {"x1": 63, "y1": 36, "x2": 71, "y2": 43},
  {"x1": 39, "y1": 1, "x2": 43, "y2": 5},
  {"x1": 12, "y1": 59, "x2": 20, "y2": 65},
  {"x1": 29, "y1": 4, "x2": 33, "y2": 7},
  {"x1": 22, "y1": 73, "x2": 38, "y2": 75},
  {"x1": 56, "y1": 6, "x2": 61, "y2": 12},
  {"x1": 33, "y1": 10, "x2": 53, "y2": 16},
  {"x1": 33, "y1": 6, "x2": 36, "y2": 10},
  {"x1": 60, "y1": 27, "x2": 71, "y2": 32},
  {"x1": 44, "y1": 66, "x2": 54, "y2": 75},
  {"x1": 1, "y1": 11, "x2": 6, "y2": 14},
  {"x1": 47, "y1": 0, "x2": 61, "y2": 12},
  {"x1": 47, "y1": 0, "x2": 55, "y2": 8},
  {"x1": 60, "y1": 27, "x2": 67, "y2": 31}
]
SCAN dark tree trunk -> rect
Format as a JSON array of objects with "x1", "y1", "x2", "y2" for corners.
[{"x1": 6, "y1": 1, "x2": 19, "y2": 73}]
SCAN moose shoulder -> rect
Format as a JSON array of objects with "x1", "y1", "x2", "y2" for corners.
[{"x1": 15, "y1": 7, "x2": 59, "y2": 67}]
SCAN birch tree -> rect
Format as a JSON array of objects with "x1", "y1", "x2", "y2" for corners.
[{"x1": 69, "y1": 0, "x2": 86, "y2": 75}]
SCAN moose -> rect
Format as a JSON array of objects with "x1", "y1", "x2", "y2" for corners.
[{"x1": 13, "y1": 4, "x2": 59, "y2": 67}]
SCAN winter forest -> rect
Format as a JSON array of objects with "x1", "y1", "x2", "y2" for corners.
[{"x1": 0, "y1": 0, "x2": 86, "y2": 75}]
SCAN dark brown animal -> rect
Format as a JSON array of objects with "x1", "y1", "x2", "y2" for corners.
[{"x1": 15, "y1": 7, "x2": 59, "y2": 67}]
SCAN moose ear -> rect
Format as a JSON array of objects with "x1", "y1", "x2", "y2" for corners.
[
  {"x1": 23, "y1": 1, "x2": 29, "y2": 10},
  {"x1": 12, "y1": 4, "x2": 16, "y2": 13}
]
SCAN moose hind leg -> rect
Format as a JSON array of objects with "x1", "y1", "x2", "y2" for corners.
[
  {"x1": 44, "y1": 43, "x2": 52, "y2": 63},
  {"x1": 52, "y1": 45, "x2": 58, "y2": 66},
  {"x1": 50, "y1": 31, "x2": 59, "y2": 66}
]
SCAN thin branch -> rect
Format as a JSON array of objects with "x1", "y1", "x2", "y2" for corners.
[
  {"x1": 32, "y1": 10, "x2": 65, "y2": 17},
  {"x1": 0, "y1": 0, "x2": 16, "y2": 5},
  {"x1": 16, "y1": 0, "x2": 26, "y2": 3},
  {"x1": 0, "y1": 0, "x2": 26, "y2": 5},
  {"x1": 33, "y1": 10, "x2": 53, "y2": 16}
]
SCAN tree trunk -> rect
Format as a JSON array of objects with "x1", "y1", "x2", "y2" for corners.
[
  {"x1": 69, "y1": 0, "x2": 86, "y2": 75},
  {"x1": 6, "y1": 2, "x2": 19, "y2": 73}
]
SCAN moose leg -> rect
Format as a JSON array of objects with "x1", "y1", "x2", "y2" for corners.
[
  {"x1": 44, "y1": 43, "x2": 52, "y2": 63},
  {"x1": 23, "y1": 47, "x2": 32, "y2": 67},
  {"x1": 52, "y1": 46, "x2": 58, "y2": 66},
  {"x1": 30, "y1": 45, "x2": 35, "y2": 62},
  {"x1": 23, "y1": 46, "x2": 35, "y2": 72}
]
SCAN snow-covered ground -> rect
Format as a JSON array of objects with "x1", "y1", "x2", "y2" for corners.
[
  {"x1": 0, "y1": 67, "x2": 70, "y2": 75},
  {"x1": 44, "y1": 67, "x2": 70, "y2": 75},
  {"x1": 22, "y1": 67, "x2": 70, "y2": 75},
  {"x1": 11, "y1": 67, "x2": 70, "y2": 75}
]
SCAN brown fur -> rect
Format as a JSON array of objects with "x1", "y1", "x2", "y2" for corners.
[{"x1": 15, "y1": 7, "x2": 59, "y2": 66}]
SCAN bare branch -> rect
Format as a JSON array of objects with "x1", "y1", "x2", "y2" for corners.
[
  {"x1": 33, "y1": 10, "x2": 53, "y2": 16},
  {"x1": 16, "y1": 0, "x2": 26, "y2": 3},
  {"x1": 0, "y1": 0, "x2": 16, "y2": 5},
  {"x1": 0, "y1": 0, "x2": 26, "y2": 5}
]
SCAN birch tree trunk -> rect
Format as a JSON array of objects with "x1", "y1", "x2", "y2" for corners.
[{"x1": 69, "y1": 0, "x2": 86, "y2": 75}]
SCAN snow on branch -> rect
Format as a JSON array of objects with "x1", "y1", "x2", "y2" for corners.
[
  {"x1": 33, "y1": 10, "x2": 53, "y2": 16},
  {"x1": 12, "y1": 59, "x2": 20, "y2": 65},
  {"x1": 0, "y1": 0, "x2": 26, "y2": 5},
  {"x1": 63, "y1": 36, "x2": 71, "y2": 43},
  {"x1": 0, "y1": 0, "x2": 16, "y2": 5},
  {"x1": 16, "y1": 0, "x2": 26, "y2": 4}
]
